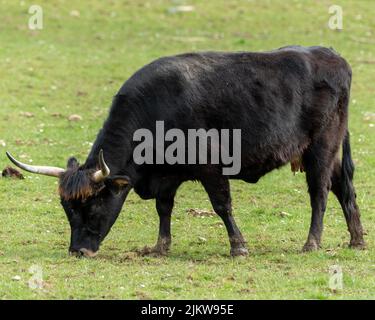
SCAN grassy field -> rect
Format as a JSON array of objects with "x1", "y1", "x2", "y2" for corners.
[{"x1": 0, "y1": 0, "x2": 374, "y2": 299}]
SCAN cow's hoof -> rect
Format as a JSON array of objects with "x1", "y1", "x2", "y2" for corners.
[
  {"x1": 302, "y1": 241, "x2": 320, "y2": 252},
  {"x1": 137, "y1": 245, "x2": 168, "y2": 257},
  {"x1": 349, "y1": 240, "x2": 366, "y2": 250},
  {"x1": 230, "y1": 247, "x2": 249, "y2": 257}
]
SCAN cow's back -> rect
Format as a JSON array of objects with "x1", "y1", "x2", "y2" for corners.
[{"x1": 107, "y1": 46, "x2": 351, "y2": 180}]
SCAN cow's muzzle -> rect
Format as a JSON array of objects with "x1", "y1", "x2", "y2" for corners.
[{"x1": 69, "y1": 248, "x2": 98, "y2": 258}]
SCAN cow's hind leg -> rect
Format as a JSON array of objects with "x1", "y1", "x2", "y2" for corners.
[
  {"x1": 302, "y1": 143, "x2": 335, "y2": 252},
  {"x1": 201, "y1": 177, "x2": 248, "y2": 257},
  {"x1": 331, "y1": 154, "x2": 365, "y2": 249}
]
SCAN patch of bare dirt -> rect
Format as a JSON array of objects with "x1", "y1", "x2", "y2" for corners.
[
  {"x1": 187, "y1": 208, "x2": 215, "y2": 217},
  {"x1": 2, "y1": 166, "x2": 24, "y2": 179}
]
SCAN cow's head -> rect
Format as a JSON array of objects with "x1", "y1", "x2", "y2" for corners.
[{"x1": 6, "y1": 150, "x2": 131, "y2": 257}]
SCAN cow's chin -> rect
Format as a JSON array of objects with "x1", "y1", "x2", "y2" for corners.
[
  {"x1": 80, "y1": 248, "x2": 98, "y2": 258},
  {"x1": 69, "y1": 248, "x2": 98, "y2": 258}
]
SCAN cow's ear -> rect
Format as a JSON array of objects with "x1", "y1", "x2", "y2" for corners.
[{"x1": 67, "y1": 157, "x2": 79, "y2": 169}]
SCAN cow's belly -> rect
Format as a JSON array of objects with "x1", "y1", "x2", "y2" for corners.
[{"x1": 237, "y1": 157, "x2": 287, "y2": 183}]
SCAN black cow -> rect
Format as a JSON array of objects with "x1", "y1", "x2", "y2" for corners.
[{"x1": 7, "y1": 46, "x2": 365, "y2": 257}]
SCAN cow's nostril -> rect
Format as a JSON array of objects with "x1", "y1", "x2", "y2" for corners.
[{"x1": 69, "y1": 249, "x2": 83, "y2": 257}]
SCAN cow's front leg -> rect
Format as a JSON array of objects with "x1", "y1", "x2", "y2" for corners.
[
  {"x1": 153, "y1": 197, "x2": 173, "y2": 254},
  {"x1": 202, "y1": 177, "x2": 248, "y2": 257},
  {"x1": 141, "y1": 197, "x2": 173, "y2": 256}
]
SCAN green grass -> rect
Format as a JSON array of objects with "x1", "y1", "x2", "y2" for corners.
[{"x1": 0, "y1": 0, "x2": 374, "y2": 299}]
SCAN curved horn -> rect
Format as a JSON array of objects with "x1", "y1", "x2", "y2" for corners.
[
  {"x1": 92, "y1": 149, "x2": 110, "y2": 182},
  {"x1": 6, "y1": 151, "x2": 65, "y2": 177}
]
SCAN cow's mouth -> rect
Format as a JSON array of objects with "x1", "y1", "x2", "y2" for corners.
[{"x1": 69, "y1": 248, "x2": 98, "y2": 258}]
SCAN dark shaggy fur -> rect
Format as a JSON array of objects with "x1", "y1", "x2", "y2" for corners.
[{"x1": 58, "y1": 169, "x2": 103, "y2": 200}]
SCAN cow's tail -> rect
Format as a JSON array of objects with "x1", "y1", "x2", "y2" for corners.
[{"x1": 341, "y1": 130, "x2": 355, "y2": 207}]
